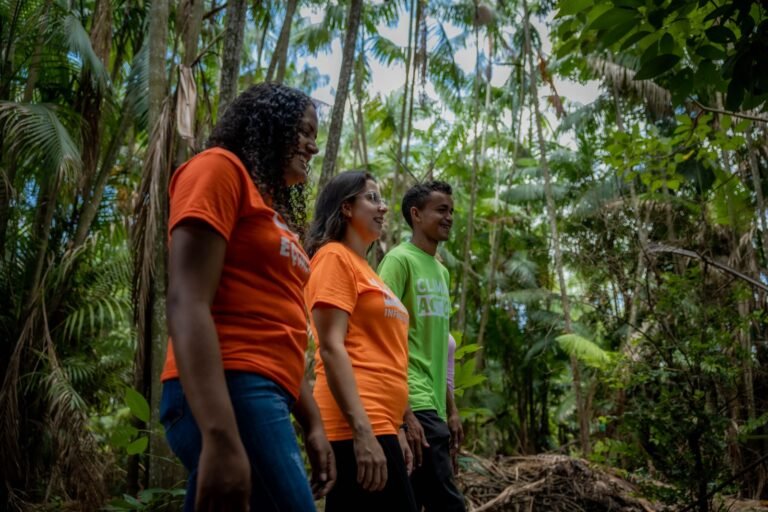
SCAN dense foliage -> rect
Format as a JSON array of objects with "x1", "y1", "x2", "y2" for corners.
[{"x1": 0, "y1": 0, "x2": 765, "y2": 510}]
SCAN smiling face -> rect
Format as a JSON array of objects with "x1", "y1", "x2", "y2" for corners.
[
  {"x1": 343, "y1": 180, "x2": 388, "y2": 244},
  {"x1": 412, "y1": 190, "x2": 454, "y2": 243},
  {"x1": 283, "y1": 103, "x2": 319, "y2": 186}
]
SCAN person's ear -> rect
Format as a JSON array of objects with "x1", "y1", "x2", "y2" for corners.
[
  {"x1": 410, "y1": 206, "x2": 421, "y2": 225},
  {"x1": 341, "y1": 201, "x2": 353, "y2": 219}
]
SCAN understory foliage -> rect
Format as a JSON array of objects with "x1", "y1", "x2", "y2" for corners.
[{"x1": 1, "y1": 0, "x2": 766, "y2": 510}]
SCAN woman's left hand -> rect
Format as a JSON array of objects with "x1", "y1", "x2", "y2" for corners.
[{"x1": 306, "y1": 428, "x2": 336, "y2": 499}]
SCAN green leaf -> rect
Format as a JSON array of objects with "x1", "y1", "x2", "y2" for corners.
[
  {"x1": 455, "y1": 343, "x2": 482, "y2": 359},
  {"x1": 126, "y1": 436, "x2": 149, "y2": 455},
  {"x1": 696, "y1": 44, "x2": 725, "y2": 60},
  {"x1": 558, "y1": 0, "x2": 594, "y2": 17},
  {"x1": 556, "y1": 334, "x2": 613, "y2": 369},
  {"x1": 705, "y1": 25, "x2": 736, "y2": 44},
  {"x1": 588, "y1": 7, "x2": 638, "y2": 30},
  {"x1": 634, "y1": 54, "x2": 681, "y2": 80},
  {"x1": 125, "y1": 387, "x2": 150, "y2": 423},
  {"x1": 599, "y1": 20, "x2": 639, "y2": 48},
  {"x1": 620, "y1": 30, "x2": 652, "y2": 51}
]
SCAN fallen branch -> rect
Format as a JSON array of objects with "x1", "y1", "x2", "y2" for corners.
[{"x1": 472, "y1": 478, "x2": 545, "y2": 512}]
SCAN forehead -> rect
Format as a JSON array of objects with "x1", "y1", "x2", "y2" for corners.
[
  {"x1": 301, "y1": 103, "x2": 318, "y2": 125},
  {"x1": 423, "y1": 190, "x2": 453, "y2": 208},
  {"x1": 363, "y1": 179, "x2": 379, "y2": 192}
]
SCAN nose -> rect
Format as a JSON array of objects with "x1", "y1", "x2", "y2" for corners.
[
  {"x1": 306, "y1": 139, "x2": 319, "y2": 155},
  {"x1": 378, "y1": 201, "x2": 388, "y2": 213}
]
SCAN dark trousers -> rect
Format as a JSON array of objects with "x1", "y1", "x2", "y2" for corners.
[
  {"x1": 325, "y1": 434, "x2": 418, "y2": 512},
  {"x1": 411, "y1": 410, "x2": 466, "y2": 512}
]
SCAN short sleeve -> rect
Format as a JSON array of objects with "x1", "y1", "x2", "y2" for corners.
[
  {"x1": 307, "y1": 248, "x2": 358, "y2": 315},
  {"x1": 168, "y1": 151, "x2": 244, "y2": 241},
  {"x1": 377, "y1": 253, "x2": 408, "y2": 299}
]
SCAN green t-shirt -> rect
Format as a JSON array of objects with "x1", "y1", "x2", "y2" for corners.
[{"x1": 378, "y1": 241, "x2": 450, "y2": 420}]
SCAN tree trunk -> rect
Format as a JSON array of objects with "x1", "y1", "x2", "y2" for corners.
[
  {"x1": 456, "y1": 24, "x2": 484, "y2": 341},
  {"x1": 218, "y1": 0, "x2": 247, "y2": 115},
  {"x1": 266, "y1": 0, "x2": 298, "y2": 84},
  {"x1": 402, "y1": 0, "x2": 423, "y2": 174},
  {"x1": 747, "y1": 128, "x2": 768, "y2": 267},
  {"x1": 476, "y1": 31, "x2": 514, "y2": 369},
  {"x1": 129, "y1": 0, "x2": 171, "y2": 494},
  {"x1": 354, "y1": 64, "x2": 369, "y2": 169},
  {"x1": 148, "y1": 0, "x2": 170, "y2": 129},
  {"x1": 388, "y1": 0, "x2": 417, "y2": 248},
  {"x1": 523, "y1": 0, "x2": 589, "y2": 454},
  {"x1": 318, "y1": 0, "x2": 363, "y2": 189}
]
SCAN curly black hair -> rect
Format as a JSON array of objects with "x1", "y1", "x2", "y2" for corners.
[
  {"x1": 401, "y1": 180, "x2": 453, "y2": 228},
  {"x1": 207, "y1": 83, "x2": 313, "y2": 238},
  {"x1": 304, "y1": 170, "x2": 375, "y2": 258}
]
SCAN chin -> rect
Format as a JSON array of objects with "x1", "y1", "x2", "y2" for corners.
[{"x1": 285, "y1": 168, "x2": 307, "y2": 186}]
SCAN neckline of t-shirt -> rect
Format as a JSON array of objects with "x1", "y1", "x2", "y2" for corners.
[
  {"x1": 404, "y1": 240, "x2": 438, "y2": 260},
  {"x1": 328, "y1": 240, "x2": 370, "y2": 264}
]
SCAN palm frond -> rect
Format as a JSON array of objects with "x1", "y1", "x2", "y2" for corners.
[
  {"x1": 60, "y1": 13, "x2": 111, "y2": 92},
  {"x1": 368, "y1": 34, "x2": 404, "y2": 67},
  {"x1": 0, "y1": 101, "x2": 82, "y2": 184},
  {"x1": 571, "y1": 178, "x2": 624, "y2": 219},
  {"x1": 131, "y1": 98, "x2": 174, "y2": 367},
  {"x1": 505, "y1": 287, "x2": 557, "y2": 305},
  {"x1": 556, "y1": 333, "x2": 614, "y2": 369},
  {"x1": 587, "y1": 56, "x2": 672, "y2": 119},
  {"x1": 504, "y1": 182, "x2": 568, "y2": 203}
]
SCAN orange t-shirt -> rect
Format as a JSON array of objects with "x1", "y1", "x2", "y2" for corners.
[
  {"x1": 161, "y1": 148, "x2": 311, "y2": 399},
  {"x1": 305, "y1": 242, "x2": 410, "y2": 440}
]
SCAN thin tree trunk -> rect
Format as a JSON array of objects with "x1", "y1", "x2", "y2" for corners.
[
  {"x1": 355, "y1": 73, "x2": 369, "y2": 169},
  {"x1": 523, "y1": 0, "x2": 589, "y2": 454},
  {"x1": 219, "y1": 0, "x2": 247, "y2": 115},
  {"x1": 148, "y1": 0, "x2": 170, "y2": 129},
  {"x1": 402, "y1": 0, "x2": 423, "y2": 173},
  {"x1": 130, "y1": 0, "x2": 171, "y2": 494},
  {"x1": 25, "y1": 174, "x2": 62, "y2": 310},
  {"x1": 747, "y1": 128, "x2": 768, "y2": 267},
  {"x1": 477, "y1": 62, "x2": 525, "y2": 363},
  {"x1": 318, "y1": 0, "x2": 363, "y2": 189},
  {"x1": 388, "y1": 0, "x2": 417, "y2": 247},
  {"x1": 254, "y1": 3, "x2": 270, "y2": 77},
  {"x1": 456, "y1": 24, "x2": 484, "y2": 341},
  {"x1": 266, "y1": 0, "x2": 298, "y2": 84}
]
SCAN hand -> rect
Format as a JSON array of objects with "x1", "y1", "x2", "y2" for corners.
[
  {"x1": 398, "y1": 428, "x2": 413, "y2": 475},
  {"x1": 448, "y1": 411, "x2": 464, "y2": 475},
  {"x1": 352, "y1": 429, "x2": 388, "y2": 492},
  {"x1": 404, "y1": 409, "x2": 429, "y2": 467},
  {"x1": 195, "y1": 433, "x2": 251, "y2": 512},
  {"x1": 305, "y1": 428, "x2": 337, "y2": 499}
]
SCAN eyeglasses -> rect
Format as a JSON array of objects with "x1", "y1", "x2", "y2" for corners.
[{"x1": 360, "y1": 191, "x2": 386, "y2": 205}]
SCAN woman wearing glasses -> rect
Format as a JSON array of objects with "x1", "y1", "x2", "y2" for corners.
[{"x1": 304, "y1": 171, "x2": 418, "y2": 511}]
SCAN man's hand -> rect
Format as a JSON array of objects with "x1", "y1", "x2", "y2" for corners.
[
  {"x1": 404, "y1": 408, "x2": 429, "y2": 467},
  {"x1": 398, "y1": 428, "x2": 414, "y2": 475},
  {"x1": 195, "y1": 434, "x2": 251, "y2": 511},
  {"x1": 353, "y1": 429, "x2": 388, "y2": 491},
  {"x1": 305, "y1": 428, "x2": 336, "y2": 499},
  {"x1": 447, "y1": 410, "x2": 464, "y2": 475}
]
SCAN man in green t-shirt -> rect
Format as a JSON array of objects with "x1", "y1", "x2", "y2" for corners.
[{"x1": 378, "y1": 181, "x2": 466, "y2": 512}]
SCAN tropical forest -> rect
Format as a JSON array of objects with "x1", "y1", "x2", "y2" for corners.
[{"x1": 1, "y1": 0, "x2": 767, "y2": 510}]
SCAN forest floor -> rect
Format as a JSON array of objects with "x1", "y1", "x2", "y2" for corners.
[{"x1": 456, "y1": 453, "x2": 768, "y2": 512}]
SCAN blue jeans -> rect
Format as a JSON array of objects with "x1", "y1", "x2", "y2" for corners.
[{"x1": 160, "y1": 372, "x2": 317, "y2": 511}]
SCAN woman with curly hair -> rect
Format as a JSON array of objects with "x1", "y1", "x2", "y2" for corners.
[
  {"x1": 161, "y1": 83, "x2": 335, "y2": 512},
  {"x1": 304, "y1": 171, "x2": 418, "y2": 512}
]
